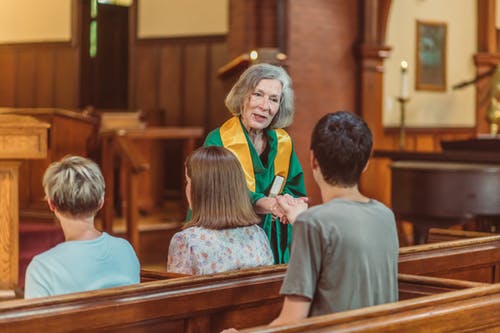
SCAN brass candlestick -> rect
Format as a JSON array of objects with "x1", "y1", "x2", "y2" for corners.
[
  {"x1": 397, "y1": 97, "x2": 410, "y2": 150},
  {"x1": 487, "y1": 97, "x2": 500, "y2": 136}
]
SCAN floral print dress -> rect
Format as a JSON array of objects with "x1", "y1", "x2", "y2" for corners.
[{"x1": 167, "y1": 225, "x2": 274, "y2": 275}]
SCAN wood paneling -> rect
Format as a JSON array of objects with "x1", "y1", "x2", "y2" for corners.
[
  {"x1": 184, "y1": 44, "x2": 208, "y2": 126},
  {"x1": 132, "y1": 36, "x2": 227, "y2": 129},
  {"x1": 159, "y1": 46, "x2": 182, "y2": 125},
  {"x1": 0, "y1": 52, "x2": 16, "y2": 105},
  {"x1": 0, "y1": 44, "x2": 79, "y2": 109},
  {"x1": 16, "y1": 50, "x2": 36, "y2": 107},
  {"x1": 209, "y1": 43, "x2": 230, "y2": 131},
  {"x1": 134, "y1": 47, "x2": 159, "y2": 110},
  {"x1": 53, "y1": 47, "x2": 79, "y2": 108},
  {"x1": 35, "y1": 49, "x2": 55, "y2": 107}
]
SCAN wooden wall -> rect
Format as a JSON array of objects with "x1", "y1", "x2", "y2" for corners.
[
  {"x1": 130, "y1": 36, "x2": 228, "y2": 131},
  {"x1": 0, "y1": 43, "x2": 80, "y2": 108},
  {"x1": 128, "y1": 36, "x2": 229, "y2": 199}
]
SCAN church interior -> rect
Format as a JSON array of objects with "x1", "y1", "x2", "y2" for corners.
[{"x1": 1, "y1": 0, "x2": 500, "y2": 331}]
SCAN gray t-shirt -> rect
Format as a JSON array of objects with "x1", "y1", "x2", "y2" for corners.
[{"x1": 280, "y1": 198, "x2": 399, "y2": 316}]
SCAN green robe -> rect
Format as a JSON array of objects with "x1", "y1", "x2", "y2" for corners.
[{"x1": 204, "y1": 121, "x2": 306, "y2": 264}]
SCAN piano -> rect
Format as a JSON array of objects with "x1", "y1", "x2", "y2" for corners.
[{"x1": 374, "y1": 138, "x2": 500, "y2": 244}]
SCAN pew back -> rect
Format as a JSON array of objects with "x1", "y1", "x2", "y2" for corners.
[
  {"x1": 399, "y1": 235, "x2": 500, "y2": 282},
  {"x1": 0, "y1": 267, "x2": 481, "y2": 333},
  {"x1": 426, "y1": 227, "x2": 494, "y2": 243},
  {"x1": 242, "y1": 284, "x2": 500, "y2": 332}
]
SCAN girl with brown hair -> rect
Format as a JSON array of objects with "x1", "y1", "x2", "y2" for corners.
[{"x1": 167, "y1": 146, "x2": 274, "y2": 275}]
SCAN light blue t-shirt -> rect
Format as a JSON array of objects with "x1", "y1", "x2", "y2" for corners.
[{"x1": 24, "y1": 232, "x2": 140, "y2": 299}]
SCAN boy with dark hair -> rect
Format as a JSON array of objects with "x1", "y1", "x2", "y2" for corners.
[{"x1": 270, "y1": 111, "x2": 398, "y2": 325}]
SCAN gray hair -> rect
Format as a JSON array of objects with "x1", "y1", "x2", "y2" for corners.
[
  {"x1": 225, "y1": 63, "x2": 295, "y2": 129},
  {"x1": 43, "y1": 156, "x2": 105, "y2": 217}
]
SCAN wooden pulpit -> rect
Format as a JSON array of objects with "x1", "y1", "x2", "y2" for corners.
[{"x1": 0, "y1": 115, "x2": 49, "y2": 294}]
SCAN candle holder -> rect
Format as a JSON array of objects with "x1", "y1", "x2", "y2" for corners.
[{"x1": 397, "y1": 96, "x2": 410, "y2": 150}]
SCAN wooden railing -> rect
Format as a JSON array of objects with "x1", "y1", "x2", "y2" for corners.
[{"x1": 100, "y1": 126, "x2": 204, "y2": 252}]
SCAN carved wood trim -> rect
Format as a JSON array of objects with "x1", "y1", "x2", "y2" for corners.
[{"x1": 477, "y1": 0, "x2": 496, "y2": 53}]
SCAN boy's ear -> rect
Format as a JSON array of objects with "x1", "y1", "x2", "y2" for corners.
[
  {"x1": 98, "y1": 198, "x2": 105, "y2": 211},
  {"x1": 362, "y1": 160, "x2": 370, "y2": 173},
  {"x1": 309, "y1": 150, "x2": 318, "y2": 171},
  {"x1": 47, "y1": 199, "x2": 57, "y2": 212}
]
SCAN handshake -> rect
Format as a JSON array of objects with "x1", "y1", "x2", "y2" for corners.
[{"x1": 269, "y1": 194, "x2": 309, "y2": 224}]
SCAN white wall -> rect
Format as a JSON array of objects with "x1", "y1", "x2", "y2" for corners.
[
  {"x1": 0, "y1": 0, "x2": 71, "y2": 43},
  {"x1": 383, "y1": 0, "x2": 477, "y2": 127},
  {"x1": 138, "y1": 0, "x2": 228, "y2": 38}
]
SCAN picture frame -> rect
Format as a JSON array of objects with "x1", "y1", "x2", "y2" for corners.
[{"x1": 415, "y1": 20, "x2": 447, "y2": 91}]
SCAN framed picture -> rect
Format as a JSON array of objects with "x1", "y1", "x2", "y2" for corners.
[{"x1": 415, "y1": 20, "x2": 447, "y2": 91}]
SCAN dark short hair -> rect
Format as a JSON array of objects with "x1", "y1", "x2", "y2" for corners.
[{"x1": 311, "y1": 111, "x2": 373, "y2": 187}]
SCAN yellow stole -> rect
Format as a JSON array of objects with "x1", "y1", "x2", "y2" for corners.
[{"x1": 220, "y1": 116, "x2": 292, "y2": 193}]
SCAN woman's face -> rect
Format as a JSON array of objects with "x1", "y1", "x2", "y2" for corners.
[{"x1": 241, "y1": 79, "x2": 282, "y2": 132}]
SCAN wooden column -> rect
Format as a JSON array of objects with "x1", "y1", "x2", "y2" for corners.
[
  {"x1": 0, "y1": 162, "x2": 20, "y2": 291},
  {"x1": 475, "y1": 0, "x2": 498, "y2": 134},
  {"x1": 473, "y1": 53, "x2": 500, "y2": 134},
  {"x1": 0, "y1": 115, "x2": 48, "y2": 292},
  {"x1": 358, "y1": 0, "x2": 393, "y2": 206}
]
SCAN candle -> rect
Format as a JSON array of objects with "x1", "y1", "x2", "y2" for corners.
[{"x1": 400, "y1": 60, "x2": 409, "y2": 99}]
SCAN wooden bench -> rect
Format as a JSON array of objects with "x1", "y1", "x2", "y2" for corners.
[
  {"x1": 142, "y1": 234, "x2": 500, "y2": 284},
  {"x1": 140, "y1": 269, "x2": 188, "y2": 282},
  {"x1": 426, "y1": 227, "x2": 494, "y2": 243},
  {"x1": 399, "y1": 234, "x2": 500, "y2": 282},
  {"x1": 0, "y1": 266, "x2": 480, "y2": 333},
  {"x1": 242, "y1": 283, "x2": 500, "y2": 332},
  {"x1": 2, "y1": 234, "x2": 497, "y2": 332}
]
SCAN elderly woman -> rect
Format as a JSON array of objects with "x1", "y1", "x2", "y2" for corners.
[
  {"x1": 24, "y1": 156, "x2": 140, "y2": 299},
  {"x1": 167, "y1": 146, "x2": 274, "y2": 275},
  {"x1": 204, "y1": 63, "x2": 306, "y2": 264}
]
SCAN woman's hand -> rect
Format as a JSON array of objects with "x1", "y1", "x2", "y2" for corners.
[
  {"x1": 276, "y1": 194, "x2": 308, "y2": 224},
  {"x1": 255, "y1": 197, "x2": 287, "y2": 222}
]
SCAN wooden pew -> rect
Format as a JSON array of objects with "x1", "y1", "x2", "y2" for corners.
[
  {"x1": 1, "y1": 233, "x2": 497, "y2": 331},
  {"x1": 242, "y1": 283, "x2": 500, "y2": 332},
  {"x1": 0, "y1": 266, "x2": 480, "y2": 333},
  {"x1": 426, "y1": 227, "x2": 494, "y2": 243},
  {"x1": 140, "y1": 269, "x2": 188, "y2": 282},
  {"x1": 399, "y1": 234, "x2": 500, "y2": 282}
]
